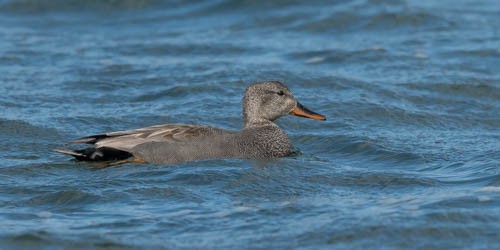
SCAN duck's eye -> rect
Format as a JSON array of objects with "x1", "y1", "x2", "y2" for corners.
[{"x1": 277, "y1": 90, "x2": 284, "y2": 96}]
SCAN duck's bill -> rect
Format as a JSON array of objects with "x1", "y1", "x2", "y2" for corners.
[{"x1": 290, "y1": 102, "x2": 326, "y2": 121}]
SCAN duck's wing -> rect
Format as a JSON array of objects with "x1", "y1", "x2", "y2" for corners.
[{"x1": 72, "y1": 124, "x2": 218, "y2": 152}]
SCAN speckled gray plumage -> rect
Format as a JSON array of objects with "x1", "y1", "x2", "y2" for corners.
[
  {"x1": 56, "y1": 81, "x2": 325, "y2": 165},
  {"x1": 131, "y1": 123, "x2": 292, "y2": 164}
]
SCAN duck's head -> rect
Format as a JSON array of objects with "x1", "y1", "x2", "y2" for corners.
[{"x1": 243, "y1": 81, "x2": 326, "y2": 127}]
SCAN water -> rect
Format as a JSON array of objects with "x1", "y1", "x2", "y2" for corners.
[{"x1": 1, "y1": 0, "x2": 499, "y2": 249}]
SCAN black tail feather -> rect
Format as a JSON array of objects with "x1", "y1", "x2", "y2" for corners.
[
  {"x1": 71, "y1": 134, "x2": 110, "y2": 144},
  {"x1": 54, "y1": 147, "x2": 133, "y2": 162}
]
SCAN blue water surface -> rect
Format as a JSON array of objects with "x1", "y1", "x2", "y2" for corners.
[{"x1": 0, "y1": 0, "x2": 499, "y2": 249}]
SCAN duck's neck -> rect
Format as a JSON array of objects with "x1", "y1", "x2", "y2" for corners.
[
  {"x1": 242, "y1": 93, "x2": 277, "y2": 128},
  {"x1": 243, "y1": 105, "x2": 277, "y2": 128},
  {"x1": 243, "y1": 118, "x2": 277, "y2": 129}
]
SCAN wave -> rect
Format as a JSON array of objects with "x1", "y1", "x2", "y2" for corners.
[
  {"x1": 294, "y1": 9, "x2": 451, "y2": 33},
  {"x1": 403, "y1": 82, "x2": 500, "y2": 101},
  {"x1": 0, "y1": 0, "x2": 162, "y2": 13},
  {"x1": 0, "y1": 119, "x2": 60, "y2": 138},
  {"x1": 294, "y1": 134, "x2": 425, "y2": 165}
]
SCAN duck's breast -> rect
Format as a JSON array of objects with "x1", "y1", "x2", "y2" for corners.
[{"x1": 237, "y1": 125, "x2": 293, "y2": 158}]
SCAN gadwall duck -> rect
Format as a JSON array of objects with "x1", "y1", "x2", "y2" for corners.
[{"x1": 55, "y1": 81, "x2": 326, "y2": 165}]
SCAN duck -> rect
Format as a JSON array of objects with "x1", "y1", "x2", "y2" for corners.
[{"x1": 55, "y1": 81, "x2": 326, "y2": 166}]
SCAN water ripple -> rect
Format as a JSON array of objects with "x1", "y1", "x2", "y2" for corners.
[{"x1": 1, "y1": 0, "x2": 499, "y2": 249}]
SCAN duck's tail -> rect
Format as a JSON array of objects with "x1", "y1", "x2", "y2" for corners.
[
  {"x1": 53, "y1": 147, "x2": 133, "y2": 162},
  {"x1": 53, "y1": 149, "x2": 87, "y2": 160}
]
